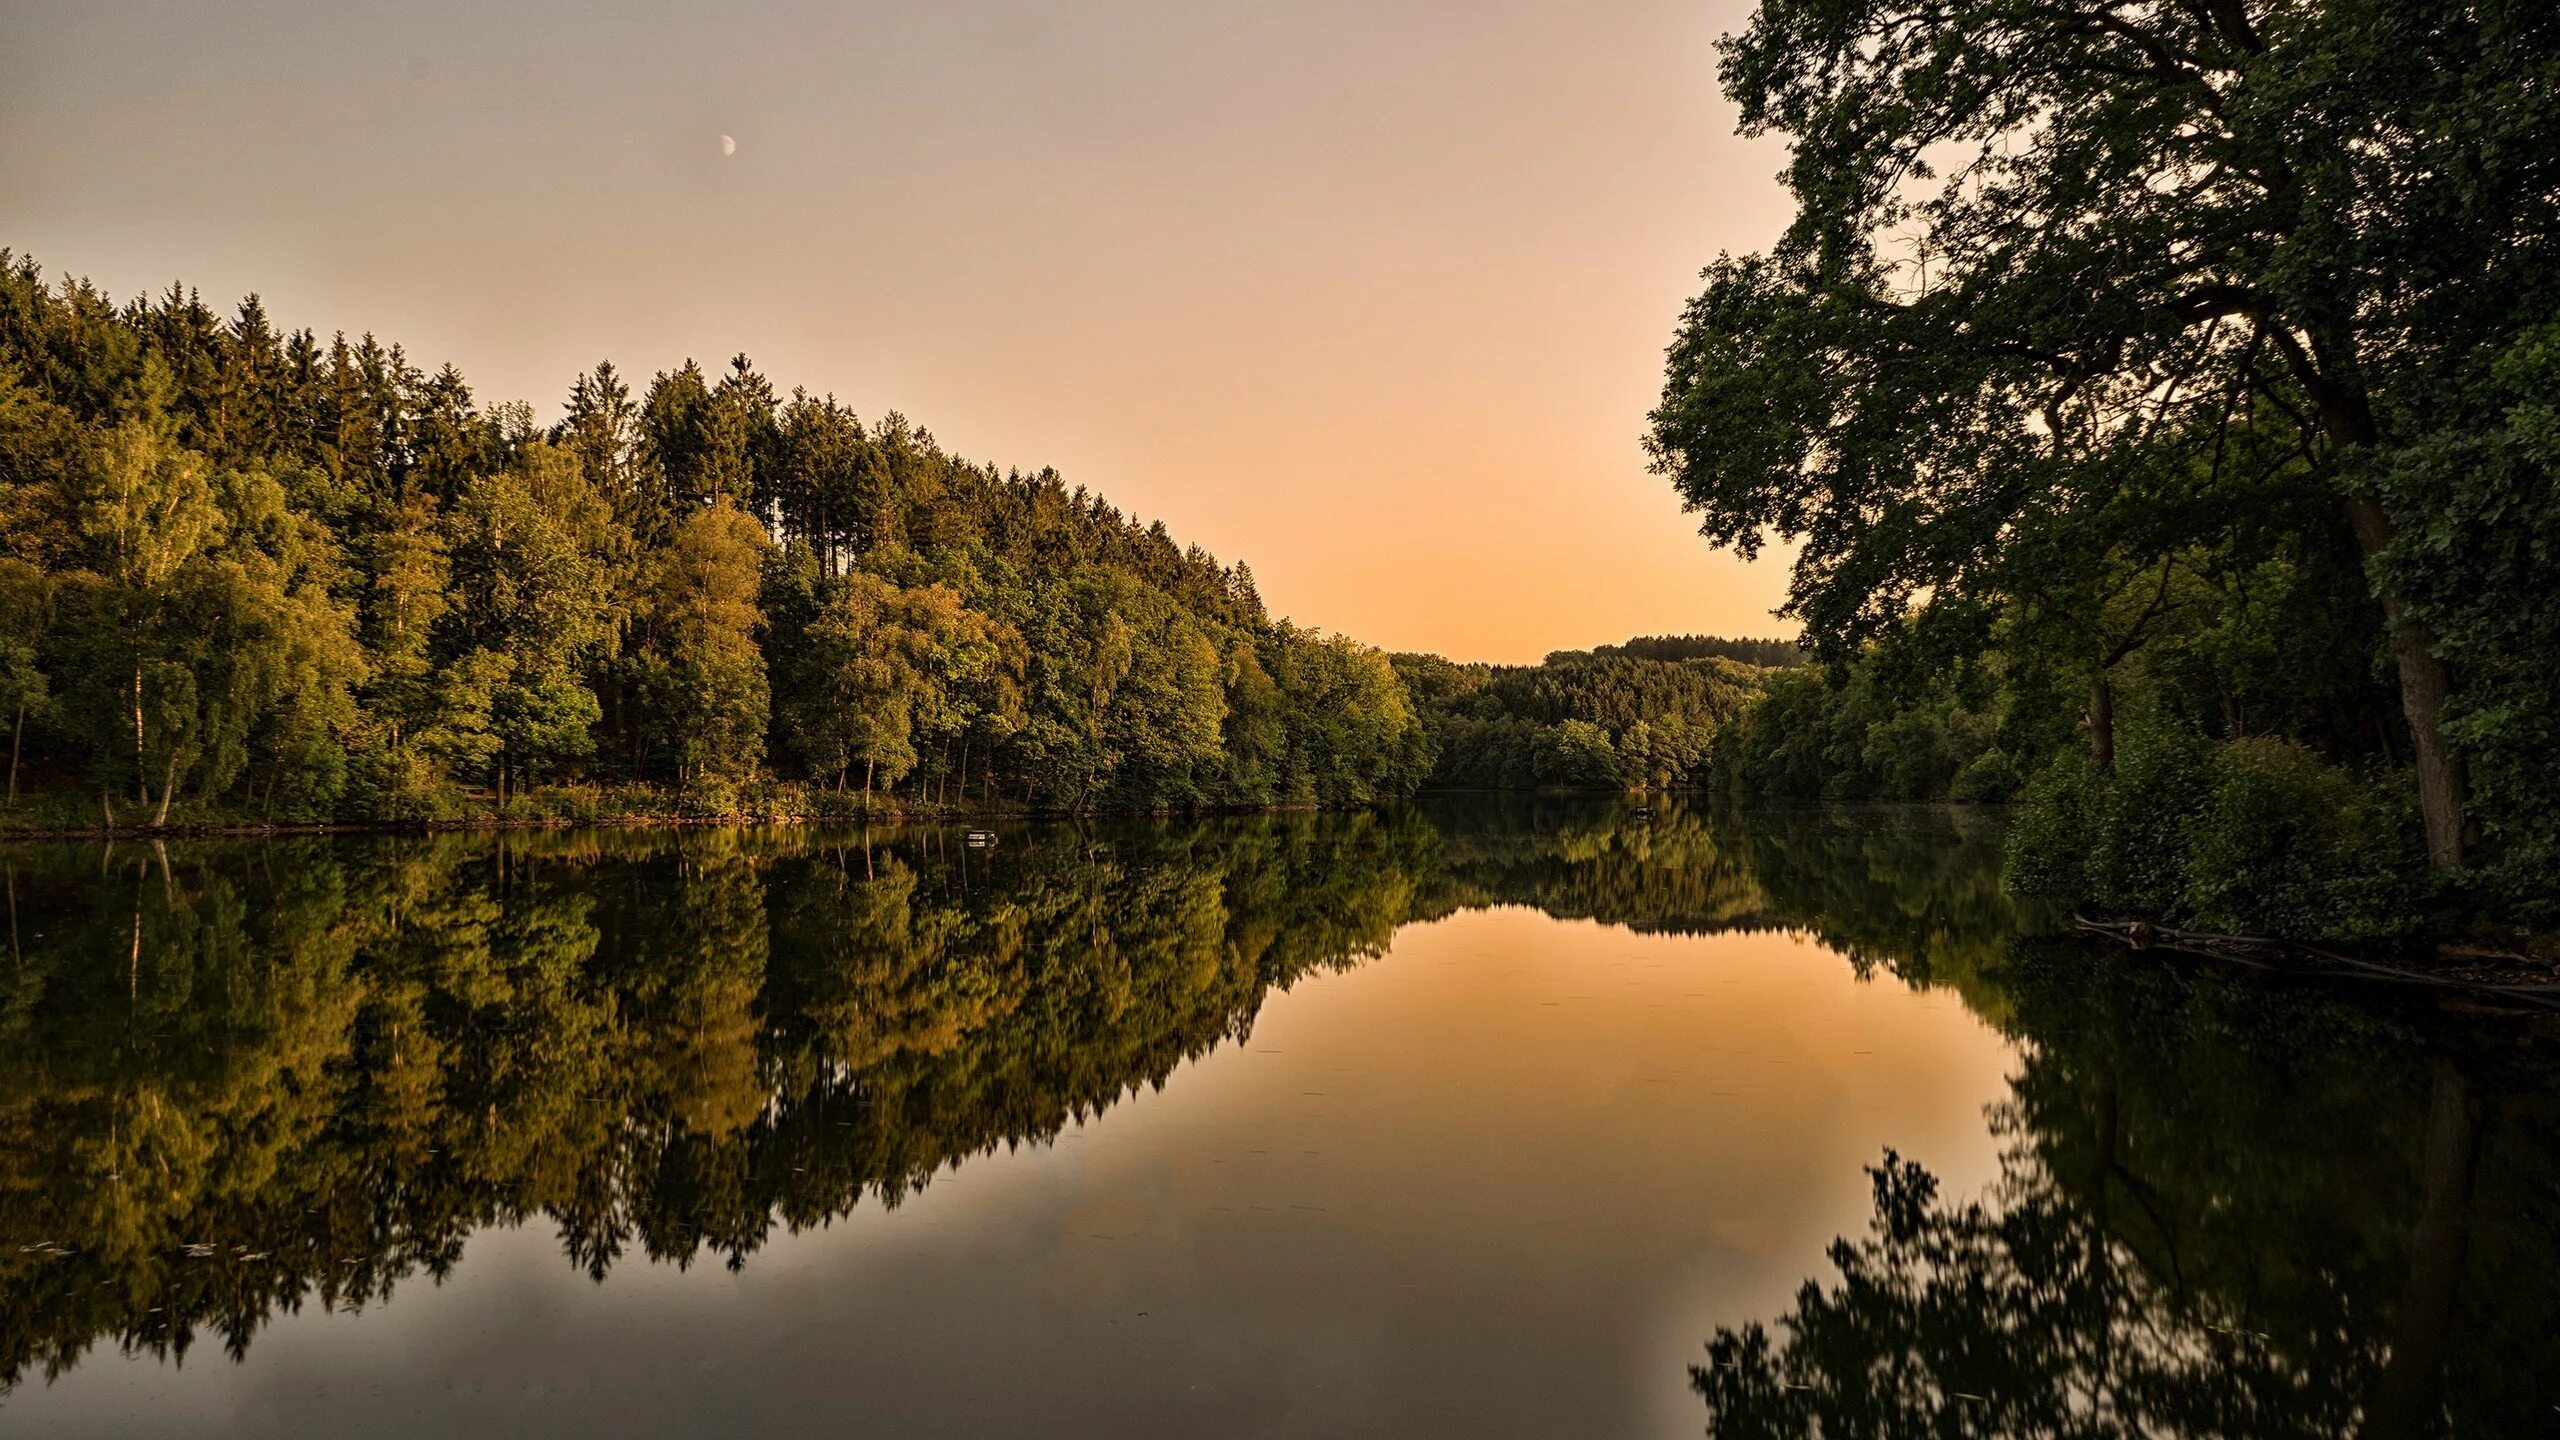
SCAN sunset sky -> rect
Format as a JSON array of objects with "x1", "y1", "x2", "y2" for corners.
[{"x1": 1, "y1": 0, "x2": 1795, "y2": 663}]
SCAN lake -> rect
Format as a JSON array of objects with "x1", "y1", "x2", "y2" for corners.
[{"x1": 1, "y1": 800, "x2": 2552, "y2": 1437}]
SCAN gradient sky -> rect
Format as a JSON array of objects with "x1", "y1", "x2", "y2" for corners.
[{"x1": 1, "y1": 0, "x2": 1796, "y2": 663}]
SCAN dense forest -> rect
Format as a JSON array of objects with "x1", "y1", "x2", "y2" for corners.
[
  {"x1": 1651, "y1": 0, "x2": 2560, "y2": 939},
  {"x1": 1393, "y1": 636, "x2": 1777, "y2": 791},
  {"x1": 0, "y1": 255, "x2": 1425, "y2": 827}
]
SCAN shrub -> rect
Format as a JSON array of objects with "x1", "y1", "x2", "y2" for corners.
[
  {"x1": 2086, "y1": 725, "x2": 2214, "y2": 918},
  {"x1": 346, "y1": 745, "x2": 468, "y2": 823},
  {"x1": 677, "y1": 774, "x2": 745, "y2": 819},
  {"x1": 1949, "y1": 748, "x2": 2023, "y2": 802},
  {"x1": 2183, "y1": 738, "x2": 2426, "y2": 943},
  {"x1": 2004, "y1": 751, "x2": 2100, "y2": 901},
  {"x1": 2005, "y1": 732, "x2": 2429, "y2": 943}
]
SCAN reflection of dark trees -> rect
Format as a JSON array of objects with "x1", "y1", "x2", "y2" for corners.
[
  {"x1": 1408, "y1": 794, "x2": 1779, "y2": 934},
  {"x1": 1694, "y1": 941, "x2": 2560, "y2": 1438},
  {"x1": 1417, "y1": 797, "x2": 2034, "y2": 1022}
]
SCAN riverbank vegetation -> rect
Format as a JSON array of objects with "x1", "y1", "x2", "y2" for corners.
[
  {"x1": 0, "y1": 255, "x2": 1424, "y2": 829},
  {"x1": 1652, "y1": 0, "x2": 2560, "y2": 941}
]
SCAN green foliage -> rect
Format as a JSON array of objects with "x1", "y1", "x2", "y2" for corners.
[
  {"x1": 1650, "y1": 0, "x2": 2560, "y2": 930},
  {"x1": 1397, "y1": 645, "x2": 1767, "y2": 791},
  {"x1": 0, "y1": 255, "x2": 1422, "y2": 822},
  {"x1": 1271, "y1": 629, "x2": 1426, "y2": 805},
  {"x1": 2001, "y1": 753, "x2": 2103, "y2": 904},
  {"x1": 650, "y1": 501, "x2": 769, "y2": 788},
  {"x1": 1710, "y1": 648, "x2": 2013, "y2": 802},
  {"x1": 1552, "y1": 633, "x2": 1802, "y2": 668},
  {"x1": 2368, "y1": 323, "x2": 2560, "y2": 925},
  {"x1": 2007, "y1": 732, "x2": 2427, "y2": 944},
  {"x1": 2185, "y1": 740, "x2": 2426, "y2": 943}
]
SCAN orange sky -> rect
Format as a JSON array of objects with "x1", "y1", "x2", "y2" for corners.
[{"x1": 0, "y1": 0, "x2": 1797, "y2": 663}]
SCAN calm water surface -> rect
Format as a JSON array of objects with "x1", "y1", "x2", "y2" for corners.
[{"x1": 1, "y1": 801, "x2": 2552, "y2": 1437}]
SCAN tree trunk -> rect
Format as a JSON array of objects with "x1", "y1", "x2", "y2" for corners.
[
  {"x1": 6, "y1": 702, "x2": 21, "y2": 807},
  {"x1": 2088, "y1": 672, "x2": 2116, "y2": 772},
  {"x1": 864, "y1": 756, "x2": 875, "y2": 805},
  {"x1": 2345, "y1": 495, "x2": 2466, "y2": 868},
  {"x1": 2314, "y1": 372, "x2": 2467, "y2": 869},
  {"x1": 153, "y1": 749, "x2": 178, "y2": 827},
  {"x1": 2359, "y1": 1062, "x2": 2480, "y2": 1440},
  {"x1": 132, "y1": 664, "x2": 147, "y2": 804}
]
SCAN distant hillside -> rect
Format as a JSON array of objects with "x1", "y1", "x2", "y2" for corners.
[
  {"x1": 1393, "y1": 636, "x2": 1790, "y2": 791},
  {"x1": 1546, "y1": 634, "x2": 1803, "y2": 669}
]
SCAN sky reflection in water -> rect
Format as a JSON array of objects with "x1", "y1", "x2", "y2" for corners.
[{"x1": 0, "y1": 800, "x2": 2551, "y2": 1436}]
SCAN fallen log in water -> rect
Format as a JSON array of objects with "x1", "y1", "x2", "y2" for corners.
[{"x1": 2069, "y1": 909, "x2": 2560, "y2": 1014}]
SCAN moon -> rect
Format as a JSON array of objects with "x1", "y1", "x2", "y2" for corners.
[{"x1": 721, "y1": 134, "x2": 736, "y2": 157}]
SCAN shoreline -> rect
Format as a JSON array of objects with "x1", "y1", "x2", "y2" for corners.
[
  {"x1": 0, "y1": 789, "x2": 2019, "y2": 841},
  {"x1": 0, "y1": 789, "x2": 1431, "y2": 840}
]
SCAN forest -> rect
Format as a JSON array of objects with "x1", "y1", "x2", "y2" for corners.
[
  {"x1": 1650, "y1": 0, "x2": 2560, "y2": 940},
  {"x1": 0, "y1": 255, "x2": 1425, "y2": 828},
  {"x1": 1393, "y1": 635, "x2": 1777, "y2": 792}
]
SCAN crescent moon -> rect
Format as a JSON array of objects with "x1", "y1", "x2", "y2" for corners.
[{"x1": 721, "y1": 134, "x2": 737, "y2": 157}]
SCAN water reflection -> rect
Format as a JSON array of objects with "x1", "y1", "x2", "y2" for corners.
[
  {"x1": 0, "y1": 802, "x2": 2550, "y2": 1434},
  {"x1": 1693, "y1": 937, "x2": 2560, "y2": 1439},
  {"x1": 0, "y1": 815, "x2": 1436, "y2": 1389}
]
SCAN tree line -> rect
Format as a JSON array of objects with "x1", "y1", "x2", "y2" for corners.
[
  {"x1": 1651, "y1": 0, "x2": 2560, "y2": 937},
  {"x1": 0, "y1": 255, "x2": 1426, "y2": 826},
  {"x1": 1393, "y1": 638, "x2": 1774, "y2": 791}
]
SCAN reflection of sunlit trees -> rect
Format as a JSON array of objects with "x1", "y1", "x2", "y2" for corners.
[
  {"x1": 0, "y1": 799, "x2": 2041, "y2": 1391},
  {"x1": 1694, "y1": 942, "x2": 2560, "y2": 1439},
  {"x1": 0, "y1": 811, "x2": 1446, "y2": 1387},
  {"x1": 0, "y1": 841, "x2": 371, "y2": 1380}
]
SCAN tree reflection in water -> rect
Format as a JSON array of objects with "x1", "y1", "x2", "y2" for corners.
[
  {"x1": 1692, "y1": 935, "x2": 2560, "y2": 1439},
  {"x1": 0, "y1": 802, "x2": 2550, "y2": 1435}
]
